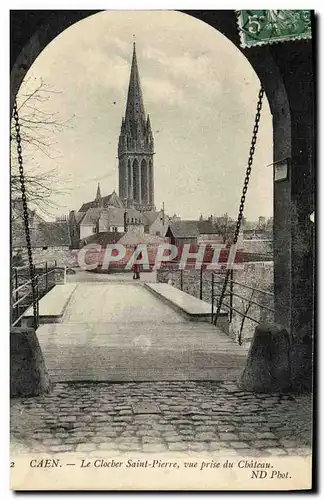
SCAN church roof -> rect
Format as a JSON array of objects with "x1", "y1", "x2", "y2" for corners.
[
  {"x1": 79, "y1": 190, "x2": 124, "y2": 212},
  {"x1": 80, "y1": 207, "x2": 142, "y2": 228},
  {"x1": 80, "y1": 208, "x2": 103, "y2": 225},
  {"x1": 98, "y1": 208, "x2": 131, "y2": 229},
  {"x1": 142, "y1": 210, "x2": 162, "y2": 226}
]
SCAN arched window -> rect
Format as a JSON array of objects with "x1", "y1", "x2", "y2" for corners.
[
  {"x1": 133, "y1": 159, "x2": 139, "y2": 202},
  {"x1": 141, "y1": 159, "x2": 147, "y2": 204}
]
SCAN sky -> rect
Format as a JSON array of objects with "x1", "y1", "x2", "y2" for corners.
[{"x1": 18, "y1": 10, "x2": 273, "y2": 221}]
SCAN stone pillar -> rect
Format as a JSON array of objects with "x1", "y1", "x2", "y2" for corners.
[
  {"x1": 239, "y1": 323, "x2": 291, "y2": 393},
  {"x1": 271, "y1": 42, "x2": 314, "y2": 391},
  {"x1": 273, "y1": 44, "x2": 314, "y2": 334},
  {"x1": 11, "y1": 327, "x2": 50, "y2": 396},
  {"x1": 118, "y1": 158, "x2": 128, "y2": 201}
]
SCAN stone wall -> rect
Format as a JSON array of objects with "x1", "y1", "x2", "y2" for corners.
[
  {"x1": 157, "y1": 268, "x2": 224, "y2": 305},
  {"x1": 18, "y1": 248, "x2": 78, "y2": 267},
  {"x1": 243, "y1": 239, "x2": 273, "y2": 254}
]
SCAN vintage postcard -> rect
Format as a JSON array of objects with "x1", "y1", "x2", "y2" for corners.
[{"x1": 10, "y1": 9, "x2": 314, "y2": 491}]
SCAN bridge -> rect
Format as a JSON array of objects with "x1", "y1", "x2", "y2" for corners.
[{"x1": 18, "y1": 268, "x2": 248, "y2": 382}]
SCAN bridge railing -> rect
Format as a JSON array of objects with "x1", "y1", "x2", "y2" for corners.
[
  {"x1": 211, "y1": 271, "x2": 277, "y2": 345},
  {"x1": 11, "y1": 261, "x2": 59, "y2": 329}
]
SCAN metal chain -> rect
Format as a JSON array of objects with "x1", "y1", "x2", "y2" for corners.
[
  {"x1": 12, "y1": 100, "x2": 38, "y2": 329},
  {"x1": 214, "y1": 87, "x2": 265, "y2": 327}
]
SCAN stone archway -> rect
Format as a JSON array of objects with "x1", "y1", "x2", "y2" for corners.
[{"x1": 10, "y1": 11, "x2": 314, "y2": 379}]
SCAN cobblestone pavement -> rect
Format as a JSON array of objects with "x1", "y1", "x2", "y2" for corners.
[{"x1": 11, "y1": 381, "x2": 312, "y2": 457}]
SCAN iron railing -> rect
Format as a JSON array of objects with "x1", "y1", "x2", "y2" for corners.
[
  {"x1": 11, "y1": 261, "x2": 58, "y2": 328},
  {"x1": 210, "y1": 271, "x2": 279, "y2": 344}
]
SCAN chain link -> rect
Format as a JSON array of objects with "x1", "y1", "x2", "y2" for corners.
[
  {"x1": 214, "y1": 87, "x2": 265, "y2": 327},
  {"x1": 12, "y1": 100, "x2": 38, "y2": 329}
]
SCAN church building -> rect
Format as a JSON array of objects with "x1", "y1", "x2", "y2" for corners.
[{"x1": 68, "y1": 43, "x2": 167, "y2": 248}]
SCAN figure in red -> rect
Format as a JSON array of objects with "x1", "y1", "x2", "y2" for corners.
[{"x1": 132, "y1": 251, "x2": 142, "y2": 280}]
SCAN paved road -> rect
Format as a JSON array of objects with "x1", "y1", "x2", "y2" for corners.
[
  {"x1": 37, "y1": 283, "x2": 248, "y2": 382},
  {"x1": 11, "y1": 381, "x2": 312, "y2": 456}
]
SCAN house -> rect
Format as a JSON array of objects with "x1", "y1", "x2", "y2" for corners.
[
  {"x1": 143, "y1": 209, "x2": 169, "y2": 236},
  {"x1": 196, "y1": 219, "x2": 223, "y2": 244},
  {"x1": 12, "y1": 206, "x2": 72, "y2": 265},
  {"x1": 165, "y1": 221, "x2": 200, "y2": 248},
  {"x1": 11, "y1": 199, "x2": 70, "y2": 251}
]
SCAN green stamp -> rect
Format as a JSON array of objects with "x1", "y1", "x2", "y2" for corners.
[{"x1": 237, "y1": 10, "x2": 312, "y2": 48}]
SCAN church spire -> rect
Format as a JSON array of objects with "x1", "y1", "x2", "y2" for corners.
[
  {"x1": 118, "y1": 42, "x2": 155, "y2": 212},
  {"x1": 95, "y1": 183, "x2": 102, "y2": 205},
  {"x1": 124, "y1": 41, "x2": 145, "y2": 129}
]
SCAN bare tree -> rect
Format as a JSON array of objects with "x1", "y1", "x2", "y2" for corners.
[
  {"x1": 10, "y1": 77, "x2": 74, "y2": 216},
  {"x1": 213, "y1": 213, "x2": 237, "y2": 245}
]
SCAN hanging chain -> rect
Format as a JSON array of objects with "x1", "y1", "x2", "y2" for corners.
[
  {"x1": 214, "y1": 87, "x2": 265, "y2": 327},
  {"x1": 12, "y1": 100, "x2": 38, "y2": 329}
]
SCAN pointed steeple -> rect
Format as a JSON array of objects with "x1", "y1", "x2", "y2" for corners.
[
  {"x1": 95, "y1": 183, "x2": 102, "y2": 204},
  {"x1": 125, "y1": 42, "x2": 145, "y2": 129},
  {"x1": 118, "y1": 41, "x2": 155, "y2": 212}
]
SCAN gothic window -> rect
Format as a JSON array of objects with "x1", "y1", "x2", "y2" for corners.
[
  {"x1": 133, "y1": 159, "x2": 139, "y2": 202},
  {"x1": 127, "y1": 160, "x2": 132, "y2": 198},
  {"x1": 141, "y1": 159, "x2": 147, "y2": 204},
  {"x1": 149, "y1": 160, "x2": 153, "y2": 204}
]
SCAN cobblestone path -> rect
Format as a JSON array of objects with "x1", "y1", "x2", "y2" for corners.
[{"x1": 11, "y1": 381, "x2": 312, "y2": 457}]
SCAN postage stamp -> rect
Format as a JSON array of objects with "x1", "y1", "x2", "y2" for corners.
[{"x1": 237, "y1": 10, "x2": 312, "y2": 48}]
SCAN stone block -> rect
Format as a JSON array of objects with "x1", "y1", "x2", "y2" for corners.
[
  {"x1": 239, "y1": 323, "x2": 292, "y2": 393},
  {"x1": 10, "y1": 327, "x2": 50, "y2": 397}
]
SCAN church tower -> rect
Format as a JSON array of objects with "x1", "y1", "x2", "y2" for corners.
[{"x1": 118, "y1": 42, "x2": 155, "y2": 211}]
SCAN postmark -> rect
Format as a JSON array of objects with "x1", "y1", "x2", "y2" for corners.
[{"x1": 237, "y1": 10, "x2": 312, "y2": 48}]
